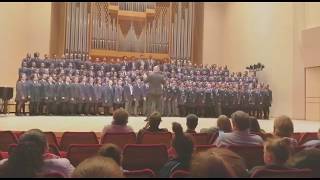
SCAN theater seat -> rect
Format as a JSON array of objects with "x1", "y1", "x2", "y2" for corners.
[
  {"x1": 208, "y1": 131, "x2": 219, "y2": 144},
  {"x1": 100, "y1": 132, "x2": 136, "y2": 149},
  {"x1": 189, "y1": 133, "x2": 209, "y2": 145},
  {"x1": 124, "y1": 169, "x2": 156, "y2": 178},
  {"x1": 0, "y1": 131, "x2": 18, "y2": 152},
  {"x1": 227, "y1": 145, "x2": 264, "y2": 169},
  {"x1": 250, "y1": 168, "x2": 313, "y2": 178},
  {"x1": 170, "y1": 170, "x2": 190, "y2": 178},
  {"x1": 42, "y1": 172, "x2": 65, "y2": 178},
  {"x1": 66, "y1": 144, "x2": 102, "y2": 166},
  {"x1": 44, "y1": 132, "x2": 60, "y2": 149},
  {"x1": 292, "y1": 133, "x2": 302, "y2": 142},
  {"x1": 299, "y1": 132, "x2": 318, "y2": 145},
  {"x1": 122, "y1": 144, "x2": 168, "y2": 172},
  {"x1": 59, "y1": 132, "x2": 99, "y2": 151},
  {"x1": 195, "y1": 145, "x2": 217, "y2": 153},
  {"x1": 139, "y1": 132, "x2": 172, "y2": 148}
]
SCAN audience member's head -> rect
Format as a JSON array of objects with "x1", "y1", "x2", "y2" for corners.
[
  {"x1": 98, "y1": 144, "x2": 122, "y2": 166},
  {"x1": 147, "y1": 112, "x2": 162, "y2": 130},
  {"x1": 273, "y1": 115, "x2": 294, "y2": 138},
  {"x1": 191, "y1": 150, "x2": 230, "y2": 178},
  {"x1": 171, "y1": 122, "x2": 194, "y2": 164},
  {"x1": 263, "y1": 138, "x2": 292, "y2": 165},
  {"x1": 231, "y1": 111, "x2": 250, "y2": 131},
  {"x1": 211, "y1": 148, "x2": 248, "y2": 177},
  {"x1": 249, "y1": 116, "x2": 261, "y2": 133},
  {"x1": 0, "y1": 129, "x2": 48, "y2": 178},
  {"x1": 112, "y1": 108, "x2": 129, "y2": 126},
  {"x1": 186, "y1": 114, "x2": 198, "y2": 132},
  {"x1": 217, "y1": 115, "x2": 232, "y2": 133},
  {"x1": 72, "y1": 156, "x2": 123, "y2": 178},
  {"x1": 191, "y1": 148, "x2": 247, "y2": 178},
  {"x1": 288, "y1": 148, "x2": 320, "y2": 177}
]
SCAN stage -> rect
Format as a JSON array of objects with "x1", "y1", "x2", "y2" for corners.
[{"x1": 0, "y1": 115, "x2": 319, "y2": 137}]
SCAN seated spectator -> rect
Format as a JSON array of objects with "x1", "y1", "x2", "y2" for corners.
[
  {"x1": 101, "y1": 108, "x2": 134, "y2": 137},
  {"x1": 185, "y1": 114, "x2": 198, "y2": 133},
  {"x1": 249, "y1": 116, "x2": 266, "y2": 140},
  {"x1": 208, "y1": 148, "x2": 248, "y2": 177},
  {"x1": 214, "y1": 111, "x2": 264, "y2": 147},
  {"x1": 159, "y1": 122, "x2": 194, "y2": 177},
  {"x1": 249, "y1": 138, "x2": 294, "y2": 176},
  {"x1": 301, "y1": 128, "x2": 320, "y2": 149},
  {"x1": 98, "y1": 144, "x2": 122, "y2": 166},
  {"x1": 200, "y1": 115, "x2": 232, "y2": 134},
  {"x1": 288, "y1": 148, "x2": 320, "y2": 178},
  {"x1": 72, "y1": 156, "x2": 123, "y2": 178},
  {"x1": 190, "y1": 148, "x2": 248, "y2": 178},
  {"x1": 273, "y1": 115, "x2": 298, "y2": 147},
  {"x1": 0, "y1": 129, "x2": 74, "y2": 178},
  {"x1": 137, "y1": 112, "x2": 168, "y2": 142}
]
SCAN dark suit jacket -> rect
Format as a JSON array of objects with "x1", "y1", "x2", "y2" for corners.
[{"x1": 144, "y1": 72, "x2": 165, "y2": 96}]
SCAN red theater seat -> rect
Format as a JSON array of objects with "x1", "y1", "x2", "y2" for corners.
[
  {"x1": 100, "y1": 132, "x2": 136, "y2": 149},
  {"x1": 189, "y1": 133, "x2": 210, "y2": 145},
  {"x1": 227, "y1": 145, "x2": 264, "y2": 169},
  {"x1": 170, "y1": 170, "x2": 190, "y2": 178},
  {"x1": 44, "y1": 132, "x2": 60, "y2": 149},
  {"x1": 122, "y1": 144, "x2": 168, "y2": 172},
  {"x1": 299, "y1": 132, "x2": 318, "y2": 145},
  {"x1": 66, "y1": 144, "x2": 102, "y2": 166},
  {"x1": 139, "y1": 132, "x2": 172, "y2": 148},
  {"x1": 59, "y1": 132, "x2": 99, "y2": 151},
  {"x1": 0, "y1": 131, "x2": 18, "y2": 152},
  {"x1": 208, "y1": 131, "x2": 219, "y2": 144},
  {"x1": 42, "y1": 172, "x2": 65, "y2": 178},
  {"x1": 195, "y1": 145, "x2": 217, "y2": 153},
  {"x1": 250, "y1": 168, "x2": 313, "y2": 178},
  {"x1": 124, "y1": 169, "x2": 156, "y2": 178},
  {"x1": 292, "y1": 133, "x2": 302, "y2": 142}
]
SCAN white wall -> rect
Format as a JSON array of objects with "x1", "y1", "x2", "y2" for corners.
[
  {"x1": 222, "y1": 3, "x2": 295, "y2": 118},
  {"x1": 202, "y1": 2, "x2": 320, "y2": 119},
  {"x1": 0, "y1": 3, "x2": 51, "y2": 88},
  {"x1": 202, "y1": 3, "x2": 224, "y2": 66}
]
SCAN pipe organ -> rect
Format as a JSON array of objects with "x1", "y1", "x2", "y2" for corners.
[{"x1": 63, "y1": 2, "x2": 194, "y2": 61}]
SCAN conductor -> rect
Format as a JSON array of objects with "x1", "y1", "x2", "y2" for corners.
[{"x1": 143, "y1": 65, "x2": 166, "y2": 115}]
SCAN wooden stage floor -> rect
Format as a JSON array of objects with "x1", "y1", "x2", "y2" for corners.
[{"x1": 0, "y1": 115, "x2": 319, "y2": 136}]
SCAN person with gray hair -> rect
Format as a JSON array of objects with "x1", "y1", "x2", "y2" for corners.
[
  {"x1": 214, "y1": 111, "x2": 264, "y2": 147},
  {"x1": 143, "y1": 65, "x2": 166, "y2": 115}
]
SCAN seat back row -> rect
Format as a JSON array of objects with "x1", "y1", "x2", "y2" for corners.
[{"x1": 0, "y1": 131, "x2": 215, "y2": 151}]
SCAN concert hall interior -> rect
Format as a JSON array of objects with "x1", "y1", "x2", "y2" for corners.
[{"x1": 0, "y1": 2, "x2": 320, "y2": 178}]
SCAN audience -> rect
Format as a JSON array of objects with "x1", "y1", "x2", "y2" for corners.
[
  {"x1": 201, "y1": 115, "x2": 232, "y2": 134},
  {"x1": 185, "y1": 114, "x2": 198, "y2": 133},
  {"x1": 159, "y1": 122, "x2": 194, "y2": 177},
  {"x1": 72, "y1": 156, "x2": 123, "y2": 178},
  {"x1": 273, "y1": 115, "x2": 298, "y2": 147},
  {"x1": 101, "y1": 108, "x2": 134, "y2": 137},
  {"x1": 249, "y1": 116, "x2": 265, "y2": 134},
  {"x1": 249, "y1": 138, "x2": 294, "y2": 176},
  {"x1": 98, "y1": 144, "x2": 122, "y2": 166},
  {"x1": 288, "y1": 148, "x2": 320, "y2": 178},
  {"x1": 1, "y1": 111, "x2": 318, "y2": 178},
  {"x1": 0, "y1": 129, "x2": 74, "y2": 178},
  {"x1": 214, "y1": 111, "x2": 264, "y2": 147},
  {"x1": 190, "y1": 148, "x2": 248, "y2": 178},
  {"x1": 137, "y1": 112, "x2": 168, "y2": 142},
  {"x1": 301, "y1": 128, "x2": 320, "y2": 149}
]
